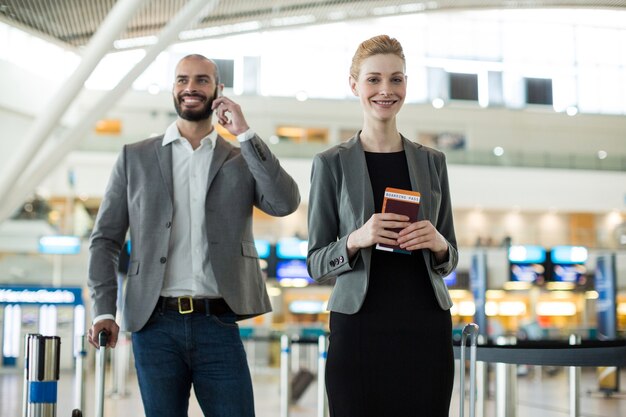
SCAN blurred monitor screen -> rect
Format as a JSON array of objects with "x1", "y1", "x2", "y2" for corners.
[
  {"x1": 552, "y1": 264, "x2": 587, "y2": 283},
  {"x1": 276, "y1": 238, "x2": 307, "y2": 260},
  {"x1": 443, "y1": 271, "x2": 456, "y2": 286},
  {"x1": 508, "y1": 245, "x2": 546, "y2": 263},
  {"x1": 276, "y1": 259, "x2": 312, "y2": 281},
  {"x1": 38, "y1": 236, "x2": 81, "y2": 255},
  {"x1": 288, "y1": 300, "x2": 325, "y2": 314},
  {"x1": 550, "y1": 245, "x2": 588, "y2": 264},
  {"x1": 254, "y1": 239, "x2": 271, "y2": 259},
  {"x1": 510, "y1": 263, "x2": 545, "y2": 284}
]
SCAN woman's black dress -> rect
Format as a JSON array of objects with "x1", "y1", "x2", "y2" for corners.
[{"x1": 325, "y1": 151, "x2": 454, "y2": 417}]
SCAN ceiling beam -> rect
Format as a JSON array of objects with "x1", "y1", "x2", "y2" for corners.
[{"x1": 0, "y1": 0, "x2": 221, "y2": 223}]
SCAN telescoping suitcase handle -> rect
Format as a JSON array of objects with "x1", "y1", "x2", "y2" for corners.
[
  {"x1": 70, "y1": 331, "x2": 108, "y2": 417},
  {"x1": 95, "y1": 331, "x2": 108, "y2": 417},
  {"x1": 459, "y1": 323, "x2": 479, "y2": 417}
]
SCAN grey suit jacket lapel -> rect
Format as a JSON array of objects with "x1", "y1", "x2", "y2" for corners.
[
  {"x1": 404, "y1": 137, "x2": 430, "y2": 221},
  {"x1": 207, "y1": 136, "x2": 231, "y2": 193},
  {"x1": 339, "y1": 134, "x2": 374, "y2": 273},
  {"x1": 155, "y1": 138, "x2": 174, "y2": 202},
  {"x1": 339, "y1": 136, "x2": 374, "y2": 228}
]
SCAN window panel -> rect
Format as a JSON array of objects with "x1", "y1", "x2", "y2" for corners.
[
  {"x1": 450, "y1": 73, "x2": 479, "y2": 101},
  {"x1": 525, "y1": 78, "x2": 553, "y2": 106}
]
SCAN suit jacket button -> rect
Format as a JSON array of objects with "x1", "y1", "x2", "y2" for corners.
[
  {"x1": 339, "y1": 256, "x2": 344, "y2": 263},
  {"x1": 160, "y1": 257, "x2": 167, "y2": 264},
  {"x1": 165, "y1": 221, "x2": 172, "y2": 228},
  {"x1": 329, "y1": 260, "x2": 335, "y2": 267}
]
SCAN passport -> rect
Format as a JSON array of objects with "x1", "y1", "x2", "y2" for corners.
[{"x1": 375, "y1": 187, "x2": 421, "y2": 255}]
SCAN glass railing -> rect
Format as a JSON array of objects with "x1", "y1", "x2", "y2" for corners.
[
  {"x1": 77, "y1": 139, "x2": 626, "y2": 172},
  {"x1": 265, "y1": 142, "x2": 626, "y2": 172},
  {"x1": 444, "y1": 149, "x2": 626, "y2": 172}
]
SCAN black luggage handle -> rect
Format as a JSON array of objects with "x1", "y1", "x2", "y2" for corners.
[{"x1": 98, "y1": 330, "x2": 108, "y2": 348}]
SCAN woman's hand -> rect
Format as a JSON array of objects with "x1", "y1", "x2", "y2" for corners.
[
  {"x1": 397, "y1": 220, "x2": 449, "y2": 262},
  {"x1": 347, "y1": 213, "x2": 410, "y2": 257}
]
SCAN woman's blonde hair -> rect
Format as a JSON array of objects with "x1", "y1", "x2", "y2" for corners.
[{"x1": 350, "y1": 35, "x2": 405, "y2": 80}]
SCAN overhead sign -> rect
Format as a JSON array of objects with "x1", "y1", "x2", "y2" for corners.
[{"x1": 0, "y1": 286, "x2": 83, "y2": 306}]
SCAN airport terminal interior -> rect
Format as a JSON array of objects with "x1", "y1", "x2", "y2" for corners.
[{"x1": 1, "y1": 1, "x2": 626, "y2": 416}]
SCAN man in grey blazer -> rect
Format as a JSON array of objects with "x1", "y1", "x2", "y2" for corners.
[{"x1": 87, "y1": 54, "x2": 300, "y2": 417}]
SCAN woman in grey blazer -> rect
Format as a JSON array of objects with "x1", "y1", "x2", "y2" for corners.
[{"x1": 307, "y1": 35, "x2": 458, "y2": 416}]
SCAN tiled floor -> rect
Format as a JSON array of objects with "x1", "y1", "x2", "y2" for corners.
[{"x1": 2, "y1": 360, "x2": 625, "y2": 416}]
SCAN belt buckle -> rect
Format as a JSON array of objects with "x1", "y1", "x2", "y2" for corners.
[{"x1": 177, "y1": 296, "x2": 194, "y2": 314}]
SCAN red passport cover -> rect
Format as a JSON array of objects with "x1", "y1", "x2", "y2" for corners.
[{"x1": 375, "y1": 187, "x2": 421, "y2": 255}]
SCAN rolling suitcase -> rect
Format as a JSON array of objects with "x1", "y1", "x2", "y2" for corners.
[
  {"x1": 71, "y1": 331, "x2": 108, "y2": 417},
  {"x1": 459, "y1": 323, "x2": 479, "y2": 417},
  {"x1": 291, "y1": 368, "x2": 315, "y2": 403}
]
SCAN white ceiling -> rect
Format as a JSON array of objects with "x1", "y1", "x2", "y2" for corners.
[{"x1": 1, "y1": 0, "x2": 625, "y2": 50}]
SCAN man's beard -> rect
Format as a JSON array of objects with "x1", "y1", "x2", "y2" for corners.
[{"x1": 173, "y1": 89, "x2": 217, "y2": 121}]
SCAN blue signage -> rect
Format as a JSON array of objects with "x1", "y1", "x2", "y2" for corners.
[
  {"x1": 0, "y1": 286, "x2": 84, "y2": 306},
  {"x1": 38, "y1": 236, "x2": 81, "y2": 255},
  {"x1": 596, "y1": 254, "x2": 617, "y2": 340}
]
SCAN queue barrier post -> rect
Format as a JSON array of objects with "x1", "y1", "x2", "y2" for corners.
[
  {"x1": 317, "y1": 335, "x2": 328, "y2": 417},
  {"x1": 23, "y1": 334, "x2": 61, "y2": 417},
  {"x1": 109, "y1": 331, "x2": 131, "y2": 398},
  {"x1": 495, "y1": 336, "x2": 517, "y2": 417},
  {"x1": 23, "y1": 334, "x2": 38, "y2": 417},
  {"x1": 459, "y1": 323, "x2": 479, "y2": 417},
  {"x1": 73, "y1": 335, "x2": 87, "y2": 412},
  {"x1": 280, "y1": 334, "x2": 292, "y2": 417},
  {"x1": 239, "y1": 327, "x2": 256, "y2": 374},
  {"x1": 476, "y1": 335, "x2": 487, "y2": 417},
  {"x1": 476, "y1": 360, "x2": 487, "y2": 417},
  {"x1": 569, "y1": 334, "x2": 581, "y2": 417}
]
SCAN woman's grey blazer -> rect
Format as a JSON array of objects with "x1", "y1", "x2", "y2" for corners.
[{"x1": 306, "y1": 133, "x2": 457, "y2": 314}]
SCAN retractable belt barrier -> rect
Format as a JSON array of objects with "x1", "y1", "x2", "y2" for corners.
[
  {"x1": 453, "y1": 338, "x2": 626, "y2": 417},
  {"x1": 453, "y1": 339, "x2": 626, "y2": 367}
]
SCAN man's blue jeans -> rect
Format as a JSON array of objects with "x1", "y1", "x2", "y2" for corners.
[{"x1": 131, "y1": 306, "x2": 255, "y2": 417}]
